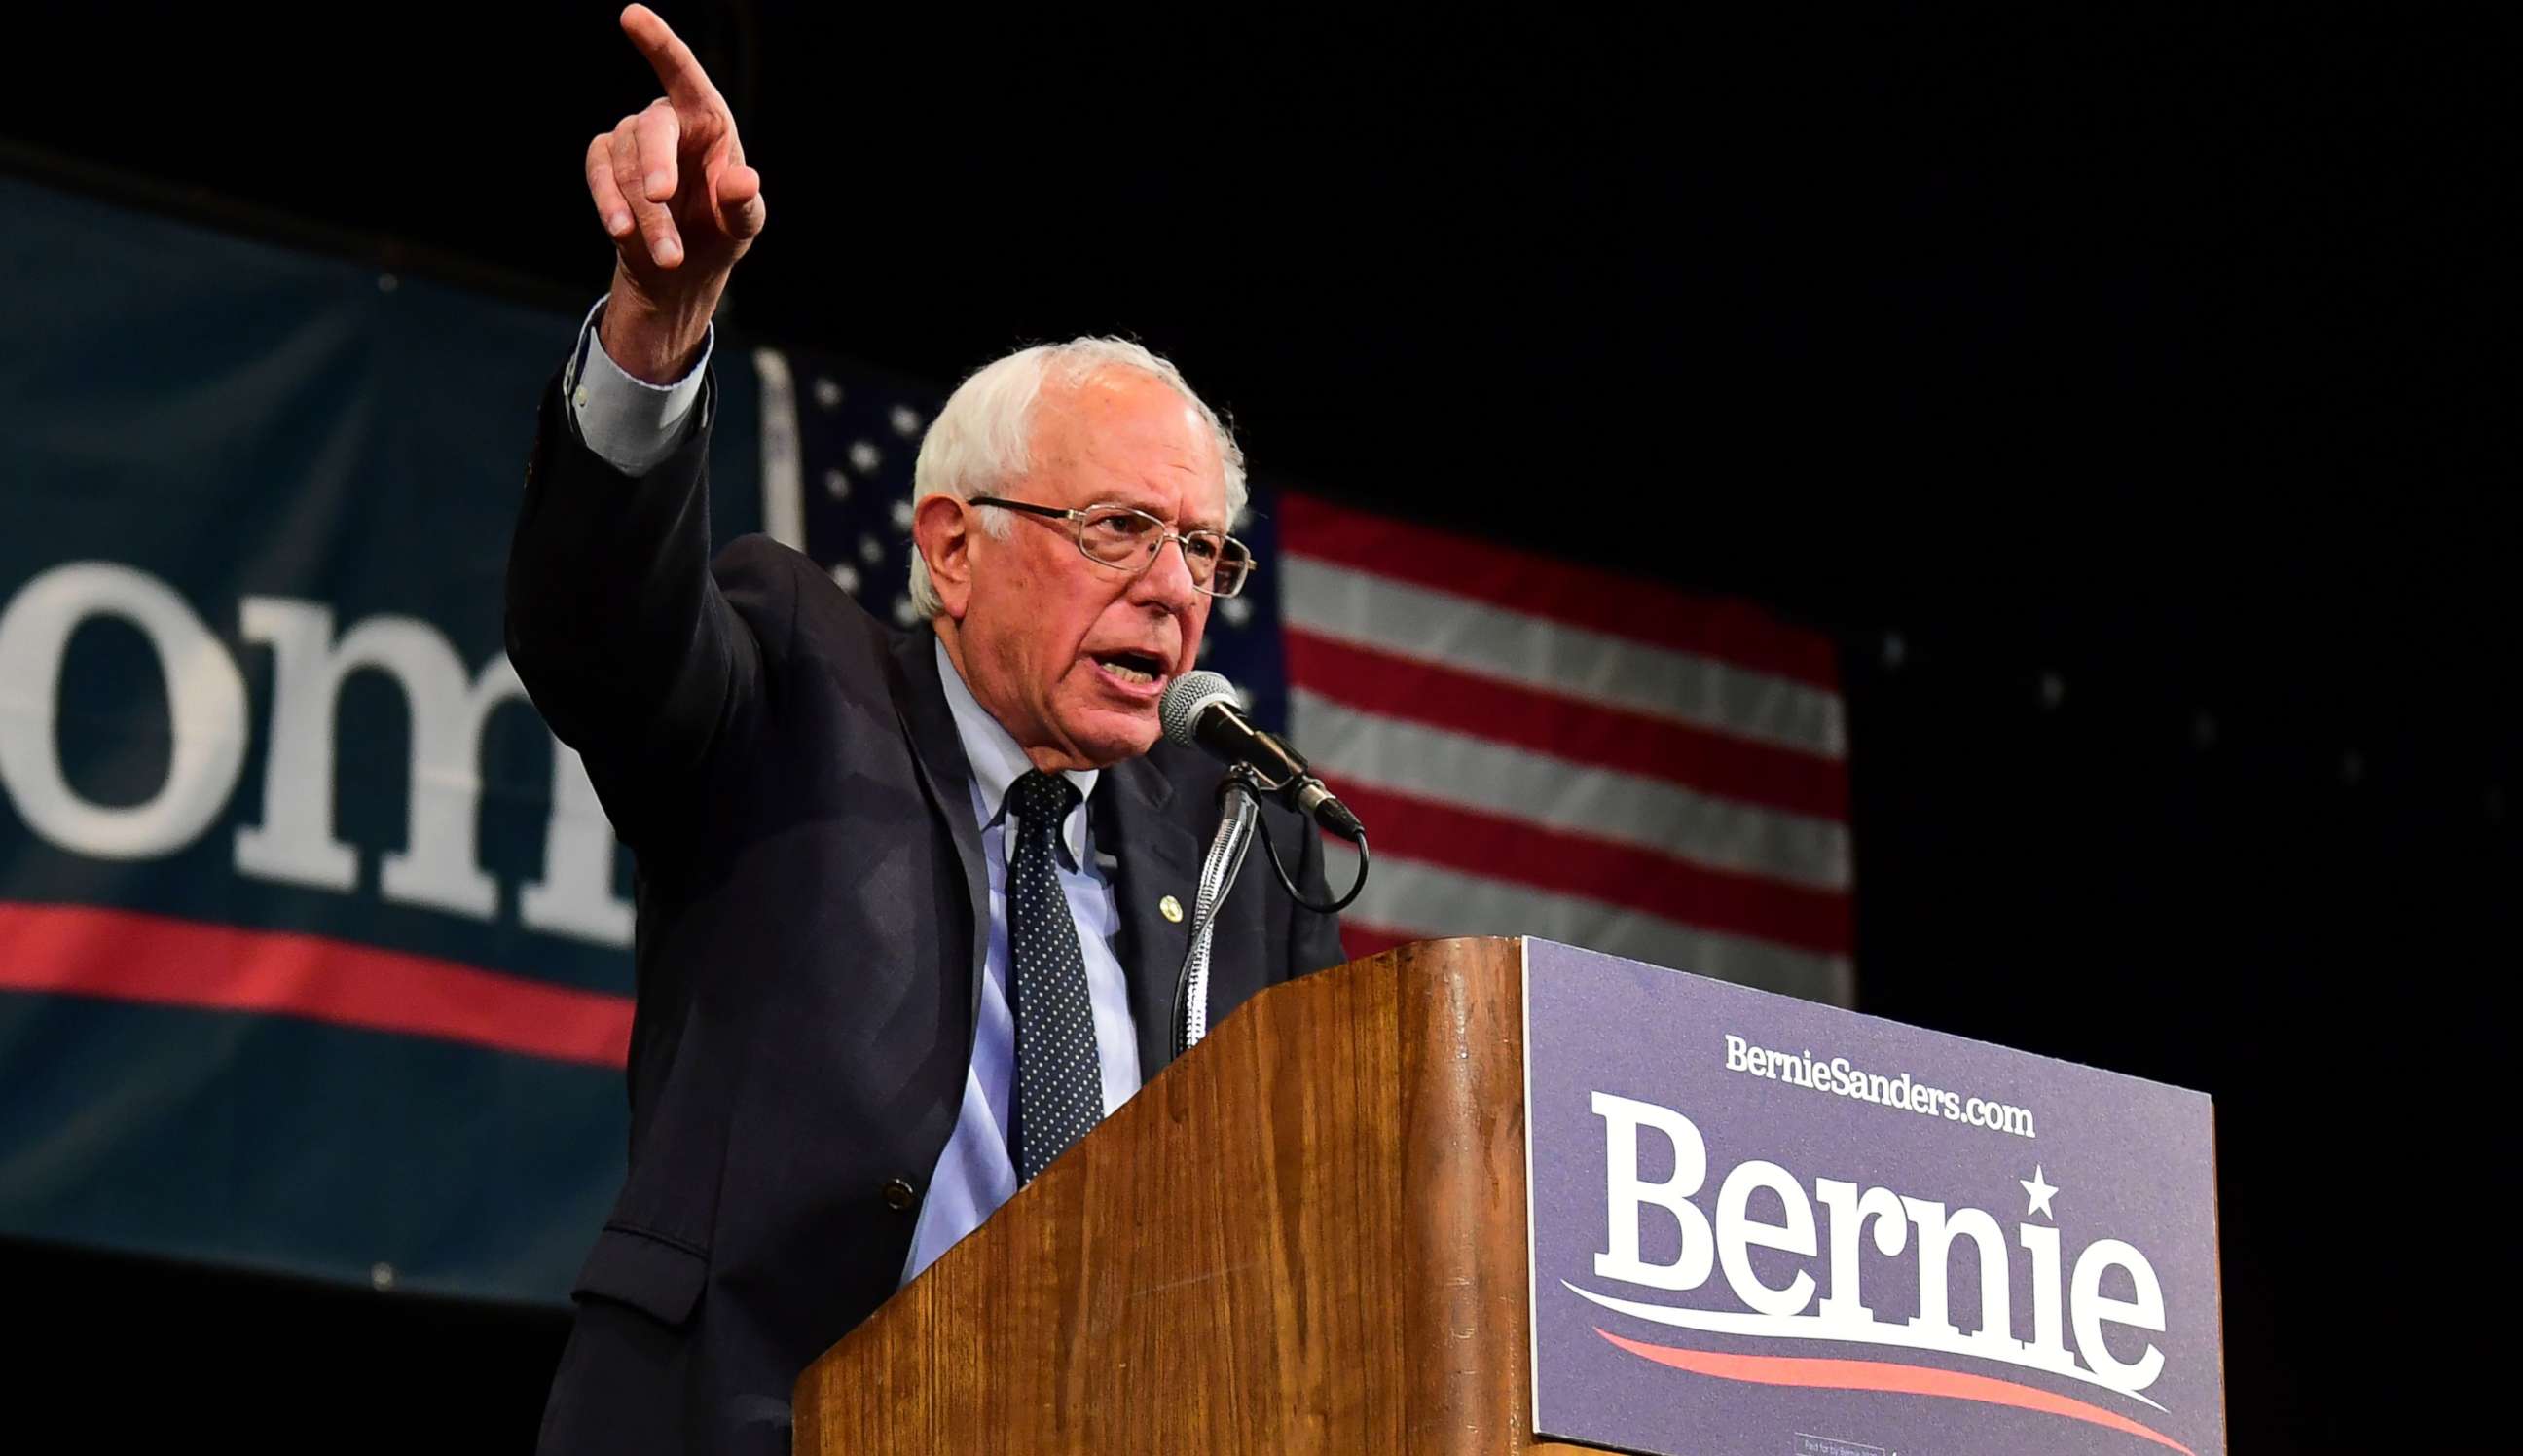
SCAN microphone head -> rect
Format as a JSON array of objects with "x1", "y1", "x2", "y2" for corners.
[{"x1": 1159, "y1": 671, "x2": 1241, "y2": 748}]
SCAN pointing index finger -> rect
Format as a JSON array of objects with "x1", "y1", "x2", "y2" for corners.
[{"x1": 619, "y1": 4, "x2": 728, "y2": 118}]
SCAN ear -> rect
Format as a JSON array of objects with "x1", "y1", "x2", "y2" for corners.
[{"x1": 913, "y1": 493, "x2": 975, "y2": 620}]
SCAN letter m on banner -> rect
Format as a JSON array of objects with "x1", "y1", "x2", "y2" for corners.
[{"x1": 0, "y1": 173, "x2": 756, "y2": 1302}]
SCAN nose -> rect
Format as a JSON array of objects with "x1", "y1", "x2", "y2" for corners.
[{"x1": 1127, "y1": 533, "x2": 1203, "y2": 612}]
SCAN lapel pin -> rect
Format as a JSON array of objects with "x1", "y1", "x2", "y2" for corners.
[{"x1": 1159, "y1": 894, "x2": 1184, "y2": 924}]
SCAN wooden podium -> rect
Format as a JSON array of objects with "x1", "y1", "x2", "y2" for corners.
[{"x1": 793, "y1": 936, "x2": 1593, "y2": 1453}]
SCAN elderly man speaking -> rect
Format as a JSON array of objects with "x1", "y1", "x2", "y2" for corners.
[{"x1": 507, "y1": 9, "x2": 1346, "y2": 1453}]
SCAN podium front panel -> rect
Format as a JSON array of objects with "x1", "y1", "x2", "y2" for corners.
[{"x1": 1522, "y1": 937, "x2": 2225, "y2": 1456}]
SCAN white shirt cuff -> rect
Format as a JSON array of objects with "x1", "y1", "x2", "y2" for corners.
[{"x1": 563, "y1": 296, "x2": 712, "y2": 477}]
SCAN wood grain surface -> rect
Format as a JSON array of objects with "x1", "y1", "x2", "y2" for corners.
[{"x1": 794, "y1": 935, "x2": 1607, "y2": 1453}]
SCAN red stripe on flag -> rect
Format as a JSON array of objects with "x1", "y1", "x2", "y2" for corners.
[
  {"x1": 1286, "y1": 630, "x2": 1848, "y2": 820},
  {"x1": 1333, "y1": 784, "x2": 1852, "y2": 956},
  {"x1": 1275, "y1": 492, "x2": 1841, "y2": 689},
  {"x1": 0, "y1": 901, "x2": 632, "y2": 1069}
]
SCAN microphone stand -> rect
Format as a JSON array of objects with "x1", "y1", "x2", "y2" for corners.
[{"x1": 1171, "y1": 765, "x2": 1264, "y2": 1058}]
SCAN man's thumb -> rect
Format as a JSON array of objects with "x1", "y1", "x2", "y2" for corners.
[{"x1": 717, "y1": 167, "x2": 766, "y2": 239}]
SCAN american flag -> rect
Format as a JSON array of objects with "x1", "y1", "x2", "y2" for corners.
[{"x1": 759, "y1": 346, "x2": 1852, "y2": 1005}]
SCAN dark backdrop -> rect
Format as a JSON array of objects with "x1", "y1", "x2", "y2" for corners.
[{"x1": 5, "y1": 6, "x2": 2512, "y2": 1449}]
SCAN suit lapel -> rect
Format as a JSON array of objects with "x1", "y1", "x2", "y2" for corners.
[
  {"x1": 1093, "y1": 758, "x2": 1204, "y2": 1078},
  {"x1": 893, "y1": 621, "x2": 1208, "y2": 1077},
  {"x1": 887, "y1": 625, "x2": 990, "y2": 1031}
]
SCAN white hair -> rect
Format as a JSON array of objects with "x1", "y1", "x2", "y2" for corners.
[{"x1": 905, "y1": 337, "x2": 1247, "y2": 618}]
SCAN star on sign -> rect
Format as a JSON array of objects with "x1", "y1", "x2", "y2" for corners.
[{"x1": 2020, "y1": 1165, "x2": 2059, "y2": 1219}]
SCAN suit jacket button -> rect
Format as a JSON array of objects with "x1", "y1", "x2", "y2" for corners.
[{"x1": 882, "y1": 1178, "x2": 918, "y2": 1211}]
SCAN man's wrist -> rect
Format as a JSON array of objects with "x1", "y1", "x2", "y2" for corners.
[
  {"x1": 598, "y1": 264, "x2": 724, "y2": 384},
  {"x1": 568, "y1": 294, "x2": 713, "y2": 476}
]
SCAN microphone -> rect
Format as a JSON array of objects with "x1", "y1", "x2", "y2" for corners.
[{"x1": 1159, "y1": 672, "x2": 1366, "y2": 842}]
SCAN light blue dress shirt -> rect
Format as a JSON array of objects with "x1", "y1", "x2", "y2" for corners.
[
  {"x1": 562, "y1": 297, "x2": 709, "y2": 475},
  {"x1": 563, "y1": 302, "x2": 1147, "y2": 1288},
  {"x1": 904, "y1": 637, "x2": 1144, "y2": 1282}
]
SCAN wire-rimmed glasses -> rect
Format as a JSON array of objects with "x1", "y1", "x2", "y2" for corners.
[{"x1": 971, "y1": 496, "x2": 1257, "y2": 598}]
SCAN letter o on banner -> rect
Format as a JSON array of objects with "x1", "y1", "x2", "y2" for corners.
[{"x1": 0, "y1": 562, "x2": 249, "y2": 858}]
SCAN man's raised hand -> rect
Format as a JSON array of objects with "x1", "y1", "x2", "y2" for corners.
[{"x1": 584, "y1": 5, "x2": 765, "y2": 382}]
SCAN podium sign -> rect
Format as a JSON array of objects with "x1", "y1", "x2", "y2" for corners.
[{"x1": 1522, "y1": 939, "x2": 2224, "y2": 1456}]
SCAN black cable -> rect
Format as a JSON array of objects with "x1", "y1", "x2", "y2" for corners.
[{"x1": 1249, "y1": 801, "x2": 1370, "y2": 915}]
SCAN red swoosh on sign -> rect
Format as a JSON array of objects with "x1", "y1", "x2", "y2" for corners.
[{"x1": 1593, "y1": 1328, "x2": 2196, "y2": 1456}]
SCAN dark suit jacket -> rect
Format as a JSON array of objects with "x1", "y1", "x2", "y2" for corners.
[{"x1": 506, "y1": 373, "x2": 1347, "y2": 1456}]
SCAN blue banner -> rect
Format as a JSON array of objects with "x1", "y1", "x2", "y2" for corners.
[{"x1": 0, "y1": 174, "x2": 759, "y2": 1302}]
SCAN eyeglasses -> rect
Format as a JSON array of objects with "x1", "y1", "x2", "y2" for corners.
[{"x1": 970, "y1": 496, "x2": 1258, "y2": 598}]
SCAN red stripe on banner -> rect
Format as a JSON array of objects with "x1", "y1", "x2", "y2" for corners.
[
  {"x1": 1275, "y1": 492, "x2": 1841, "y2": 689},
  {"x1": 0, "y1": 901, "x2": 632, "y2": 1069},
  {"x1": 1335, "y1": 784, "x2": 1853, "y2": 956},
  {"x1": 1594, "y1": 1329, "x2": 2196, "y2": 1456},
  {"x1": 1286, "y1": 630, "x2": 1848, "y2": 819}
]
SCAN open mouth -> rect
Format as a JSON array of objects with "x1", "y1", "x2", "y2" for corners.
[{"x1": 1091, "y1": 650, "x2": 1168, "y2": 688}]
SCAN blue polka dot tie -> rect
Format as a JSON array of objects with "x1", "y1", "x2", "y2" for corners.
[{"x1": 1006, "y1": 770, "x2": 1104, "y2": 1183}]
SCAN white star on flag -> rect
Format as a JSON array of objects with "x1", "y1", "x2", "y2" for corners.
[{"x1": 2021, "y1": 1164, "x2": 2059, "y2": 1219}]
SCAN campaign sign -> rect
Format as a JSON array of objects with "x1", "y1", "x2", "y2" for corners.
[
  {"x1": 1523, "y1": 938, "x2": 2223, "y2": 1456},
  {"x1": 0, "y1": 173, "x2": 752, "y2": 1300}
]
